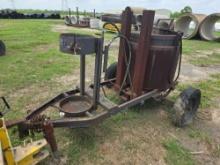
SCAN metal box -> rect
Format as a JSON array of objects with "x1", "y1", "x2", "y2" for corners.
[{"x1": 60, "y1": 33, "x2": 99, "y2": 55}]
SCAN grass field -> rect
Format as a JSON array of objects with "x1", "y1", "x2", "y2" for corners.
[
  {"x1": 214, "y1": 31, "x2": 220, "y2": 37},
  {"x1": 0, "y1": 19, "x2": 220, "y2": 165}
]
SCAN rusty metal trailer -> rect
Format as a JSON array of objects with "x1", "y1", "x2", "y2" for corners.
[{"x1": 2, "y1": 7, "x2": 201, "y2": 154}]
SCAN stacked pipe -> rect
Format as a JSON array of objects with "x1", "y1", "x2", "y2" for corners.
[
  {"x1": 101, "y1": 8, "x2": 173, "y2": 32},
  {"x1": 0, "y1": 9, "x2": 61, "y2": 19},
  {"x1": 174, "y1": 13, "x2": 220, "y2": 41}
]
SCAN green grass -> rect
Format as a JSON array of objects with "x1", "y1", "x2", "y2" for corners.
[
  {"x1": 183, "y1": 40, "x2": 220, "y2": 55},
  {"x1": 213, "y1": 31, "x2": 220, "y2": 37},
  {"x1": 163, "y1": 139, "x2": 195, "y2": 165},
  {"x1": 188, "y1": 128, "x2": 211, "y2": 144},
  {"x1": 180, "y1": 39, "x2": 220, "y2": 66},
  {"x1": 0, "y1": 19, "x2": 76, "y2": 94},
  {"x1": 177, "y1": 74, "x2": 220, "y2": 108},
  {"x1": 213, "y1": 144, "x2": 220, "y2": 157},
  {"x1": 0, "y1": 19, "x2": 113, "y2": 95},
  {"x1": 191, "y1": 52, "x2": 220, "y2": 66},
  {"x1": 64, "y1": 128, "x2": 100, "y2": 164}
]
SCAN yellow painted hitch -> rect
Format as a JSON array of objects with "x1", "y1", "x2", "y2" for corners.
[{"x1": 0, "y1": 118, "x2": 49, "y2": 165}]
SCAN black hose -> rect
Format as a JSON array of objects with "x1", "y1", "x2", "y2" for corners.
[
  {"x1": 103, "y1": 22, "x2": 133, "y2": 93},
  {"x1": 117, "y1": 34, "x2": 133, "y2": 93}
]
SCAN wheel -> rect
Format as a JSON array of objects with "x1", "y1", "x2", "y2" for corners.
[
  {"x1": 172, "y1": 87, "x2": 201, "y2": 127},
  {"x1": 105, "y1": 62, "x2": 117, "y2": 80},
  {"x1": 104, "y1": 62, "x2": 117, "y2": 87},
  {"x1": 0, "y1": 40, "x2": 6, "y2": 56}
]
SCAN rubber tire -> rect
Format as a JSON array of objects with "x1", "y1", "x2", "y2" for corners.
[
  {"x1": 173, "y1": 87, "x2": 201, "y2": 127},
  {"x1": 0, "y1": 40, "x2": 6, "y2": 56},
  {"x1": 104, "y1": 62, "x2": 117, "y2": 87},
  {"x1": 105, "y1": 62, "x2": 117, "y2": 80}
]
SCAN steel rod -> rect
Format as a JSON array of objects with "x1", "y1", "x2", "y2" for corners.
[
  {"x1": 118, "y1": 89, "x2": 158, "y2": 110},
  {"x1": 80, "y1": 54, "x2": 86, "y2": 96},
  {"x1": 103, "y1": 46, "x2": 109, "y2": 72},
  {"x1": 93, "y1": 39, "x2": 103, "y2": 108}
]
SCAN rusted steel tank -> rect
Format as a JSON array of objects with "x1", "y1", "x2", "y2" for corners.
[
  {"x1": 144, "y1": 34, "x2": 181, "y2": 90},
  {"x1": 114, "y1": 8, "x2": 181, "y2": 99},
  {"x1": 130, "y1": 31, "x2": 181, "y2": 92}
]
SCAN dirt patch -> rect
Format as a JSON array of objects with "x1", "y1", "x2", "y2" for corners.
[
  {"x1": 180, "y1": 48, "x2": 220, "y2": 82},
  {"x1": 93, "y1": 126, "x2": 167, "y2": 165},
  {"x1": 195, "y1": 50, "x2": 213, "y2": 57},
  {"x1": 214, "y1": 49, "x2": 220, "y2": 54},
  {"x1": 212, "y1": 109, "x2": 220, "y2": 124},
  {"x1": 54, "y1": 73, "x2": 80, "y2": 87},
  {"x1": 186, "y1": 108, "x2": 220, "y2": 164},
  {"x1": 54, "y1": 56, "x2": 95, "y2": 87},
  {"x1": 51, "y1": 24, "x2": 75, "y2": 33},
  {"x1": 180, "y1": 62, "x2": 220, "y2": 82},
  {"x1": 35, "y1": 43, "x2": 57, "y2": 52},
  {"x1": 196, "y1": 108, "x2": 220, "y2": 139},
  {"x1": 51, "y1": 24, "x2": 99, "y2": 34},
  {"x1": 79, "y1": 109, "x2": 172, "y2": 165},
  {"x1": 179, "y1": 134, "x2": 216, "y2": 165},
  {"x1": 194, "y1": 49, "x2": 220, "y2": 57}
]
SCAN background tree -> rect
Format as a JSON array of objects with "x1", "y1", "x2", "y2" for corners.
[
  {"x1": 171, "y1": 6, "x2": 193, "y2": 19},
  {"x1": 181, "y1": 6, "x2": 192, "y2": 14},
  {"x1": 170, "y1": 11, "x2": 181, "y2": 19}
]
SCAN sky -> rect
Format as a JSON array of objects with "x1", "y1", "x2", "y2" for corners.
[{"x1": 0, "y1": 0, "x2": 219, "y2": 14}]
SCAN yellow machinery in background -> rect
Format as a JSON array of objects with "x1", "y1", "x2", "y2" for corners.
[
  {"x1": 103, "y1": 23, "x2": 121, "y2": 33},
  {"x1": 0, "y1": 118, "x2": 49, "y2": 165}
]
